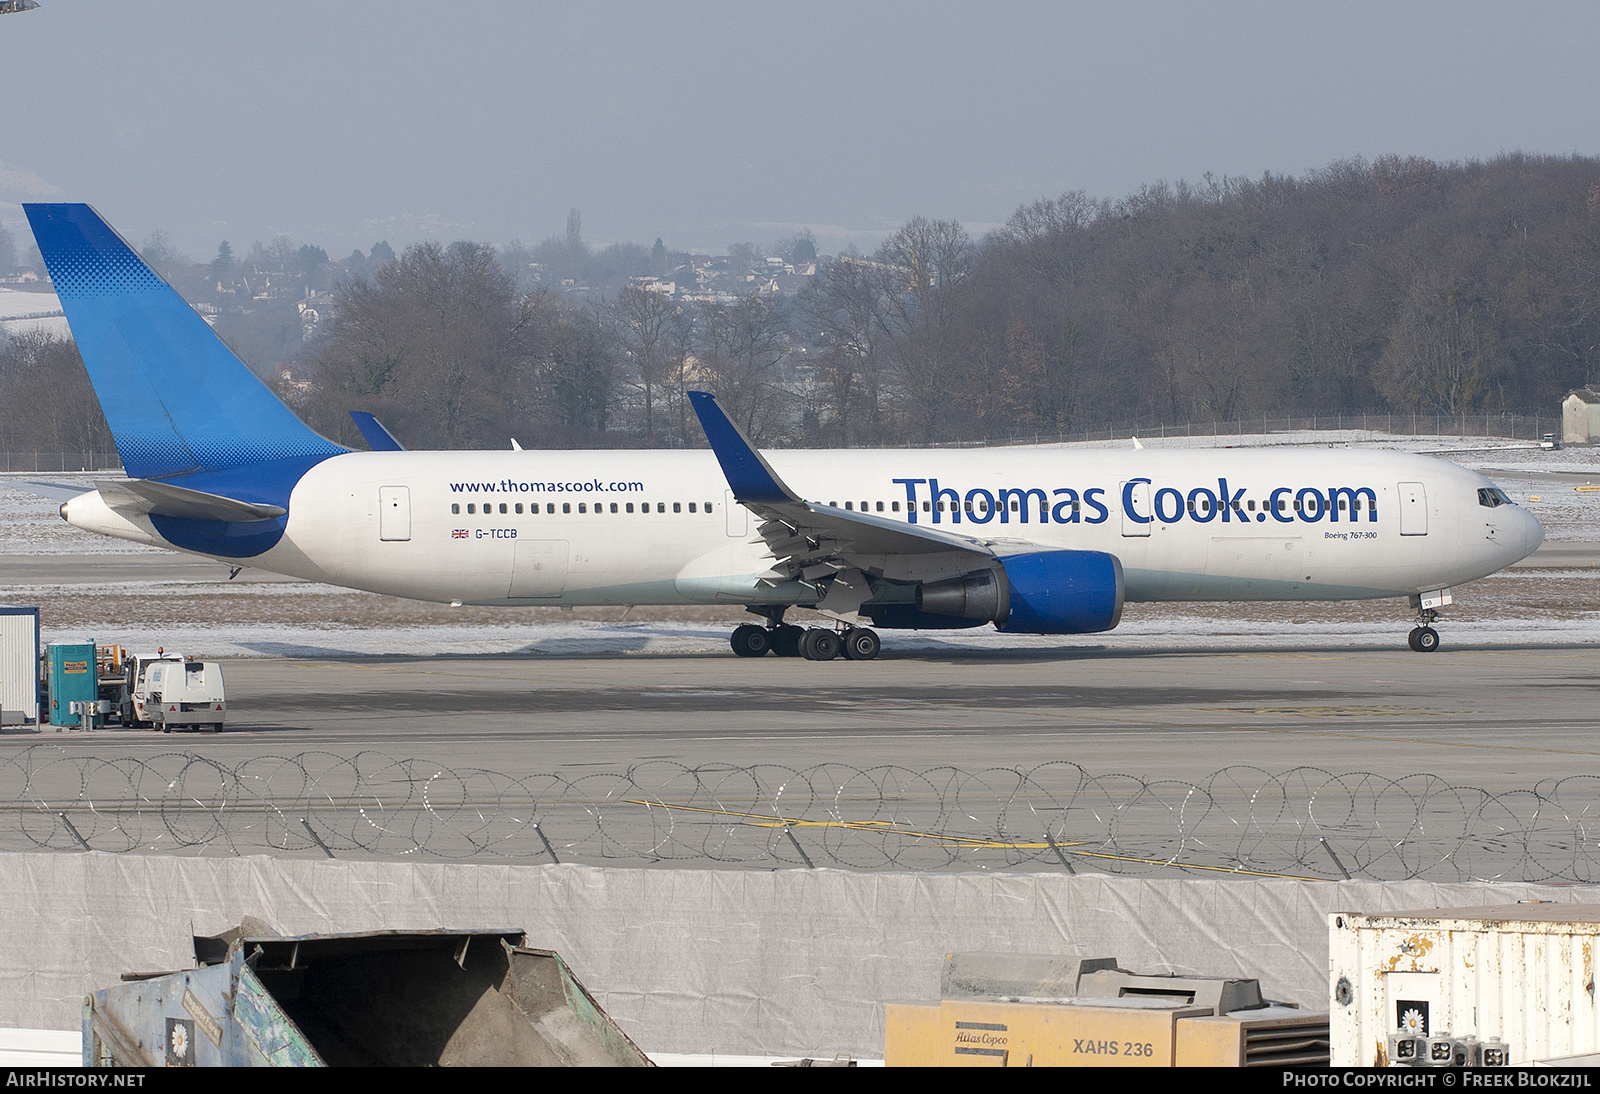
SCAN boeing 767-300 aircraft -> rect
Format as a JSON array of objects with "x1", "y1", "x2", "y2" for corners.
[{"x1": 22, "y1": 203, "x2": 1543, "y2": 660}]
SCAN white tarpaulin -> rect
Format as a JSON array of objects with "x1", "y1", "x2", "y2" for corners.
[{"x1": 0, "y1": 851, "x2": 1593, "y2": 1058}]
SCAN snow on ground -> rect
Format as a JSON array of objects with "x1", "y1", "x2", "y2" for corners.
[
  {"x1": 0, "y1": 475, "x2": 157, "y2": 554},
  {"x1": 0, "y1": 437, "x2": 1595, "y2": 659},
  {"x1": 0, "y1": 287, "x2": 68, "y2": 340}
]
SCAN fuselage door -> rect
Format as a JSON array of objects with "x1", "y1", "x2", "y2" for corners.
[
  {"x1": 379, "y1": 486, "x2": 411, "y2": 542},
  {"x1": 724, "y1": 490, "x2": 748, "y2": 538},
  {"x1": 1120, "y1": 480, "x2": 1152, "y2": 537},
  {"x1": 1398, "y1": 482, "x2": 1428, "y2": 536}
]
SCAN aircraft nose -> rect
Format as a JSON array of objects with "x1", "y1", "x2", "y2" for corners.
[{"x1": 1521, "y1": 506, "x2": 1545, "y2": 558}]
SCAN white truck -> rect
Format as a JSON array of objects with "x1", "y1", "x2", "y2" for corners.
[{"x1": 124, "y1": 655, "x2": 226, "y2": 732}]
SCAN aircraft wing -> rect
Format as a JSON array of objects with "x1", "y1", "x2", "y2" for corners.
[
  {"x1": 688, "y1": 391, "x2": 1045, "y2": 590},
  {"x1": 349, "y1": 411, "x2": 406, "y2": 452}
]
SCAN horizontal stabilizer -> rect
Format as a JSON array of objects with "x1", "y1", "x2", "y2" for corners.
[
  {"x1": 349, "y1": 411, "x2": 406, "y2": 452},
  {"x1": 11, "y1": 481, "x2": 89, "y2": 503},
  {"x1": 97, "y1": 478, "x2": 287, "y2": 522}
]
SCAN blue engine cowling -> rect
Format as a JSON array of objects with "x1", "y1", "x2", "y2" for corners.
[
  {"x1": 996, "y1": 549, "x2": 1124, "y2": 634},
  {"x1": 902, "y1": 550, "x2": 1124, "y2": 634}
]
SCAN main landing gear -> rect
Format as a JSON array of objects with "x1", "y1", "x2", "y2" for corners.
[{"x1": 730, "y1": 611, "x2": 881, "y2": 661}]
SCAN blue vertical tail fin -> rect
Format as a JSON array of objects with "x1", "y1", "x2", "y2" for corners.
[{"x1": 24, "y1": 203, "x2": 346, "y2": 484}]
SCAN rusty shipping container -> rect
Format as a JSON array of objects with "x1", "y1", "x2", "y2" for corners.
[{"x1": 1330, "y1": 904, "x2": 1600, "y2": 1066}]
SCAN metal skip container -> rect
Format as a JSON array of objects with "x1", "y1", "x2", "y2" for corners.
[
  {"x1": 1330, "y1": 904, "x2": 1600, "y2": 1067},
  {"x1": 84, "y1": 925, "x2": 652, "y2": 1067}
]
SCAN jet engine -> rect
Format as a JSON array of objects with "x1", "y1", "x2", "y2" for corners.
[{"x1": 912, "y1": 550, "x2": 1124, "y2": 634}]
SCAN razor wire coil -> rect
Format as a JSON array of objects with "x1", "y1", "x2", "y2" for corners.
[{"x1": 1, "y1": 745, "x2": 1598, "y2": 881}]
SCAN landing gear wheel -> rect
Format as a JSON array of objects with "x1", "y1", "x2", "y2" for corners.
[
  {"x1": 730, "y1": 624, "x2": 771, "y2": 657},
  {"x1": 1407, "y1": 627, "x2": 1422, "y2": 651},
  {"x1": 841, "y1": 627, "x2": 881, "y2": 661},
  {"x1": 772, "y1": 625, "x2": 804, "y2": 658},
  {"x1": 801, "y1": 628, "x2": 841, "y2": 661},
  {"x1": 1413, "y1": 626, "x2": 1440, "y2": 653}
]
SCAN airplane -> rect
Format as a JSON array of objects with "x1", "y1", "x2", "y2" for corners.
[{"x1": 21, "y1": 202, "x2": 1544, "y2": 660}]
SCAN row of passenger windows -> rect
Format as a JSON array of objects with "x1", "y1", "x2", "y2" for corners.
[
  {"x1": 827, "y1": 498, "x2": 1370, "y2": 514},
  {"x1": 452, "y1": 501, "x2": 715, "y2": 516},
  {"x1": 453, "y1": 495, "x2": 1375, "y2": 518},
  {"x1": 831, "y1": 499, "x2": 1079, "y2": 514}
]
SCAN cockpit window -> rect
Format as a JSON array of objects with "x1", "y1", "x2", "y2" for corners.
[{"x1": 1477, "y1": 487, "x2": 1514, "y2": 508}]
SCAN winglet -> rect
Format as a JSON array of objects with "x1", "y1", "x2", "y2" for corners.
[
  {"x1": 687, "y1": 391, "x2": 800, "y2": 505},
  {"x1": 349, "y1": 411, "x2": 406, "y2": 452}
]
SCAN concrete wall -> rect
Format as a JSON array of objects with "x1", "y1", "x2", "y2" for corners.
[
  {"x1": 4, "y1": 851, "x2": 1595, "y2": 1059},
  {"x1": 1564, "y1": 394, "x2": 1600, "y2": 443}
]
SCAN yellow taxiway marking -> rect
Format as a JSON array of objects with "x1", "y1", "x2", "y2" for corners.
[
  {"x1": 1197, "y1": 705, "x2": 1460, "y2": 718},
  {"x1": 621, "y1": 799, "x2": 1317, "y2": 880}
]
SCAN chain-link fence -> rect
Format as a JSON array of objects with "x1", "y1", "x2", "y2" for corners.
[{"x1": 3, "y1": 747, "x2": 1597, "y2": 881}]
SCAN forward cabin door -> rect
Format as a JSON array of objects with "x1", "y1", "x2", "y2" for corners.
[
  {"x1": 379, "y1": 486, "x2": 411, "y2": 541},
  {"x1": 1398, "y1": 482, "x2": 1428, "y2": 536}
]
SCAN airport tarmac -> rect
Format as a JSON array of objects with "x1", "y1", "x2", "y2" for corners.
[{"x1": 6, "y1": 642, "x2": 1596, "y2": 792}]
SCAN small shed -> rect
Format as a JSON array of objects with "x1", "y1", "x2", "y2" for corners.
[{"x1": 1563, "y1": 386, "x2": 1600, "y2": 444}]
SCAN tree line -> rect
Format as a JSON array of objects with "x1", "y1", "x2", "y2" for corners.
[{"x1": 4, "y1": 153, "x2": 1598, "y2": 456}]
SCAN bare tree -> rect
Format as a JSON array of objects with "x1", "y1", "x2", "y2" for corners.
[{"x1": 608, "y1": 284, "x2": 682, "y2": 438}]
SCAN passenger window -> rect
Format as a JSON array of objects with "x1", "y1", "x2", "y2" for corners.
[
  {"x1": 451, "y1": 503, "x2": 460, "y2": 514},
  {"x1": 657, "y1": 502, "x2": 665, "y2": 513},
  {"x1": 626, "y1": 502, "x2": 634, "y2": 513},
  {"x1": 673, "y1": 502, "x2": 681, "y2": 513},
  {"x1": 829, "y1": 501, "x2": 837, "y2": 508},
  {"x1": 547, "y1": 503, "x2": 555, "y2": 514},
  {"x1": 861, "y1": 501, "x2": 868, "y2": 511},
  {"x1": 923, "y1": 501, "x2": 931, "y2": 512},
  {"x1": 579, "y1": 503, "x2": 587, "y2": 513},
  {"x1": 706, "y1": 502, "x2": 714, "y2": 512},
  {"x1": 688, "y1": 502, "x2": 697, "y2": 513},
  {"x1": 562, "y1": 503, "x2": 571, "y2": 514},
  {"x1": 876, "y1": 501, "x2": 884, "y2": 512},
  {"x1": 515, "y1": 503, "x2": 523, "y2": 514},
  {"x1": 892, "y1": 502, "x2": 900, "y2": 512},
  {"x1": 499, "y1": 503, "x2": 507, "y2": 514},
  {"x1": 845, "y1": 501, "x2": 853, "y2": 510},
  {"x1": 610, "y1": 502, "x2": 618, "y2": 513},
  {"x1": 467, "y1": 503, "x2": 476, "y2": 514},
  {"x1": 1247, "y1": 500, "x2": 1255, "y2": 511}
]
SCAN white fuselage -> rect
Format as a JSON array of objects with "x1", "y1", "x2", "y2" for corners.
[{"x1": 63, "y1": 447, "x2": 1543, "y2": 611}]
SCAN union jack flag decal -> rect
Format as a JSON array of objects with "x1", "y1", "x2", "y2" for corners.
[{"x1": 451, "y1": 529, "x2": 468, "y2": 538}]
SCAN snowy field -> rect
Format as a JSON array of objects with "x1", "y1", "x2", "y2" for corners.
[
  {"x1": 0, "y1": 432, "x2": 1596, "y2": 659},
  {"x1": 0, "y1": 287, "x2": 67, "y2": 340}
]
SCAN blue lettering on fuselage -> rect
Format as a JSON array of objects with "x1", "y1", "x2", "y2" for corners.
[{"x1": 890, "y1": 478, "x2": 1378, "y2": 527}]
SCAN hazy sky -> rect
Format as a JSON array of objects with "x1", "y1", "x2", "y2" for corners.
[{"x1": 1, "y1": 1, "x2": 1596, "y2": 260}]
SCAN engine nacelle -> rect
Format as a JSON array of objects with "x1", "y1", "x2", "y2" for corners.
[{"x1": 911, "y1": 550, "x2": 1124, "y2": 635}]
